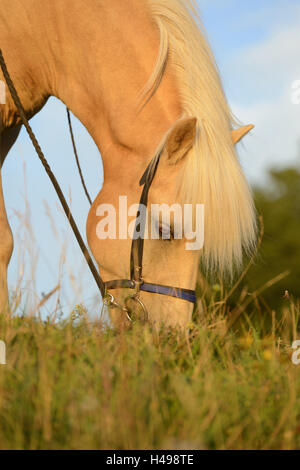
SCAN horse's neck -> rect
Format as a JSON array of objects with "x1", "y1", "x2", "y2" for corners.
[
  {"x1": 1, "y1": 0, "x2": 181, "y2": 171},
  {"x1": 56, "y1": 0, "x2": 182, "y2": 176},
  {"x1": 0, "y1": 0, "x2": 52, "y2": 126}
]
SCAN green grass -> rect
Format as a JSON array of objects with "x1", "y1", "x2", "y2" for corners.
[{"x1": 0, "y1": 294, "x2": 299, "y2": 450}]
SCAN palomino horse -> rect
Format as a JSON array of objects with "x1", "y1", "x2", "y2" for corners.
[{"x1": 0, "y1": 0, "x2": 256, "y2": 327}]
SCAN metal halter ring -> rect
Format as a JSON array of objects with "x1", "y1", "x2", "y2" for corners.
[
  {"x1": 103, "y1": 290, "x2": 148, "y2": 323},
  {"x1": 124, "y1": 294, "x2": 148, "y2": 323}
]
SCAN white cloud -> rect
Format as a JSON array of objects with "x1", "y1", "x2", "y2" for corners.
[
  {"x1": 228, "y1": 4, "x2": 300, "y2": 182},
  {"x1": 233, "y1": 93, "x2": 300, "y2": 183}
]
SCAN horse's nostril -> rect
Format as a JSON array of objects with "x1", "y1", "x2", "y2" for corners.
[{"x1": 159, "y1": 224, "x2": 174, "y2": 241}]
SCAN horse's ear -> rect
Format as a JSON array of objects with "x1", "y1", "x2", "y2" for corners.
[
  {"x1": 232, "y1": 124, "x2": 254, "y2": 144},
  {"x1": 162, "y1": 117, "x2": 197, "y2": 165}
]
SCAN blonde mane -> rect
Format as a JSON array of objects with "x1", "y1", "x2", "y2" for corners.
[{"x1": 143, "y1": 0, "x2": 257, "y2": 276}]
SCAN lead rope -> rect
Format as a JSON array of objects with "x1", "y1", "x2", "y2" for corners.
[
  {"x1": 66, "y1": 108, "x2": 92, "y2": 206},
  {"x1": 0, "y1": 48, "x2": 106, "y2": 298}
]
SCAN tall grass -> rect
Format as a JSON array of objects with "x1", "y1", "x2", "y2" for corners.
[
  {"x1": 0, "y1": 290, "x2": 299, "y2": 450},
  {"x1": 1, "y1": 181, "x2": 299, "y2": 450}
]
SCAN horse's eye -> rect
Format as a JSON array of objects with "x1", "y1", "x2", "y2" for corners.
[{"x1": 159, "y1": 224, "x2": 174, "y2": 241}]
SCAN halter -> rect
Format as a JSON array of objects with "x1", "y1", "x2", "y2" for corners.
[
  {"x1": 103, "y1": 154, "x2": 196, "y2": 320},
  {"x1": 0, "y1": 49, "x2": 196, "y2": 322}
]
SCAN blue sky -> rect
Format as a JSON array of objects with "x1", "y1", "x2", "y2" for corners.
[{"x1": 3, "y1": 0, "x2": 300, "y2": 316}]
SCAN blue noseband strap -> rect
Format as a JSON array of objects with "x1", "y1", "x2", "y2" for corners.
[{"x1": 104, "y1": 279, "x2": 196, "y2": 304}]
